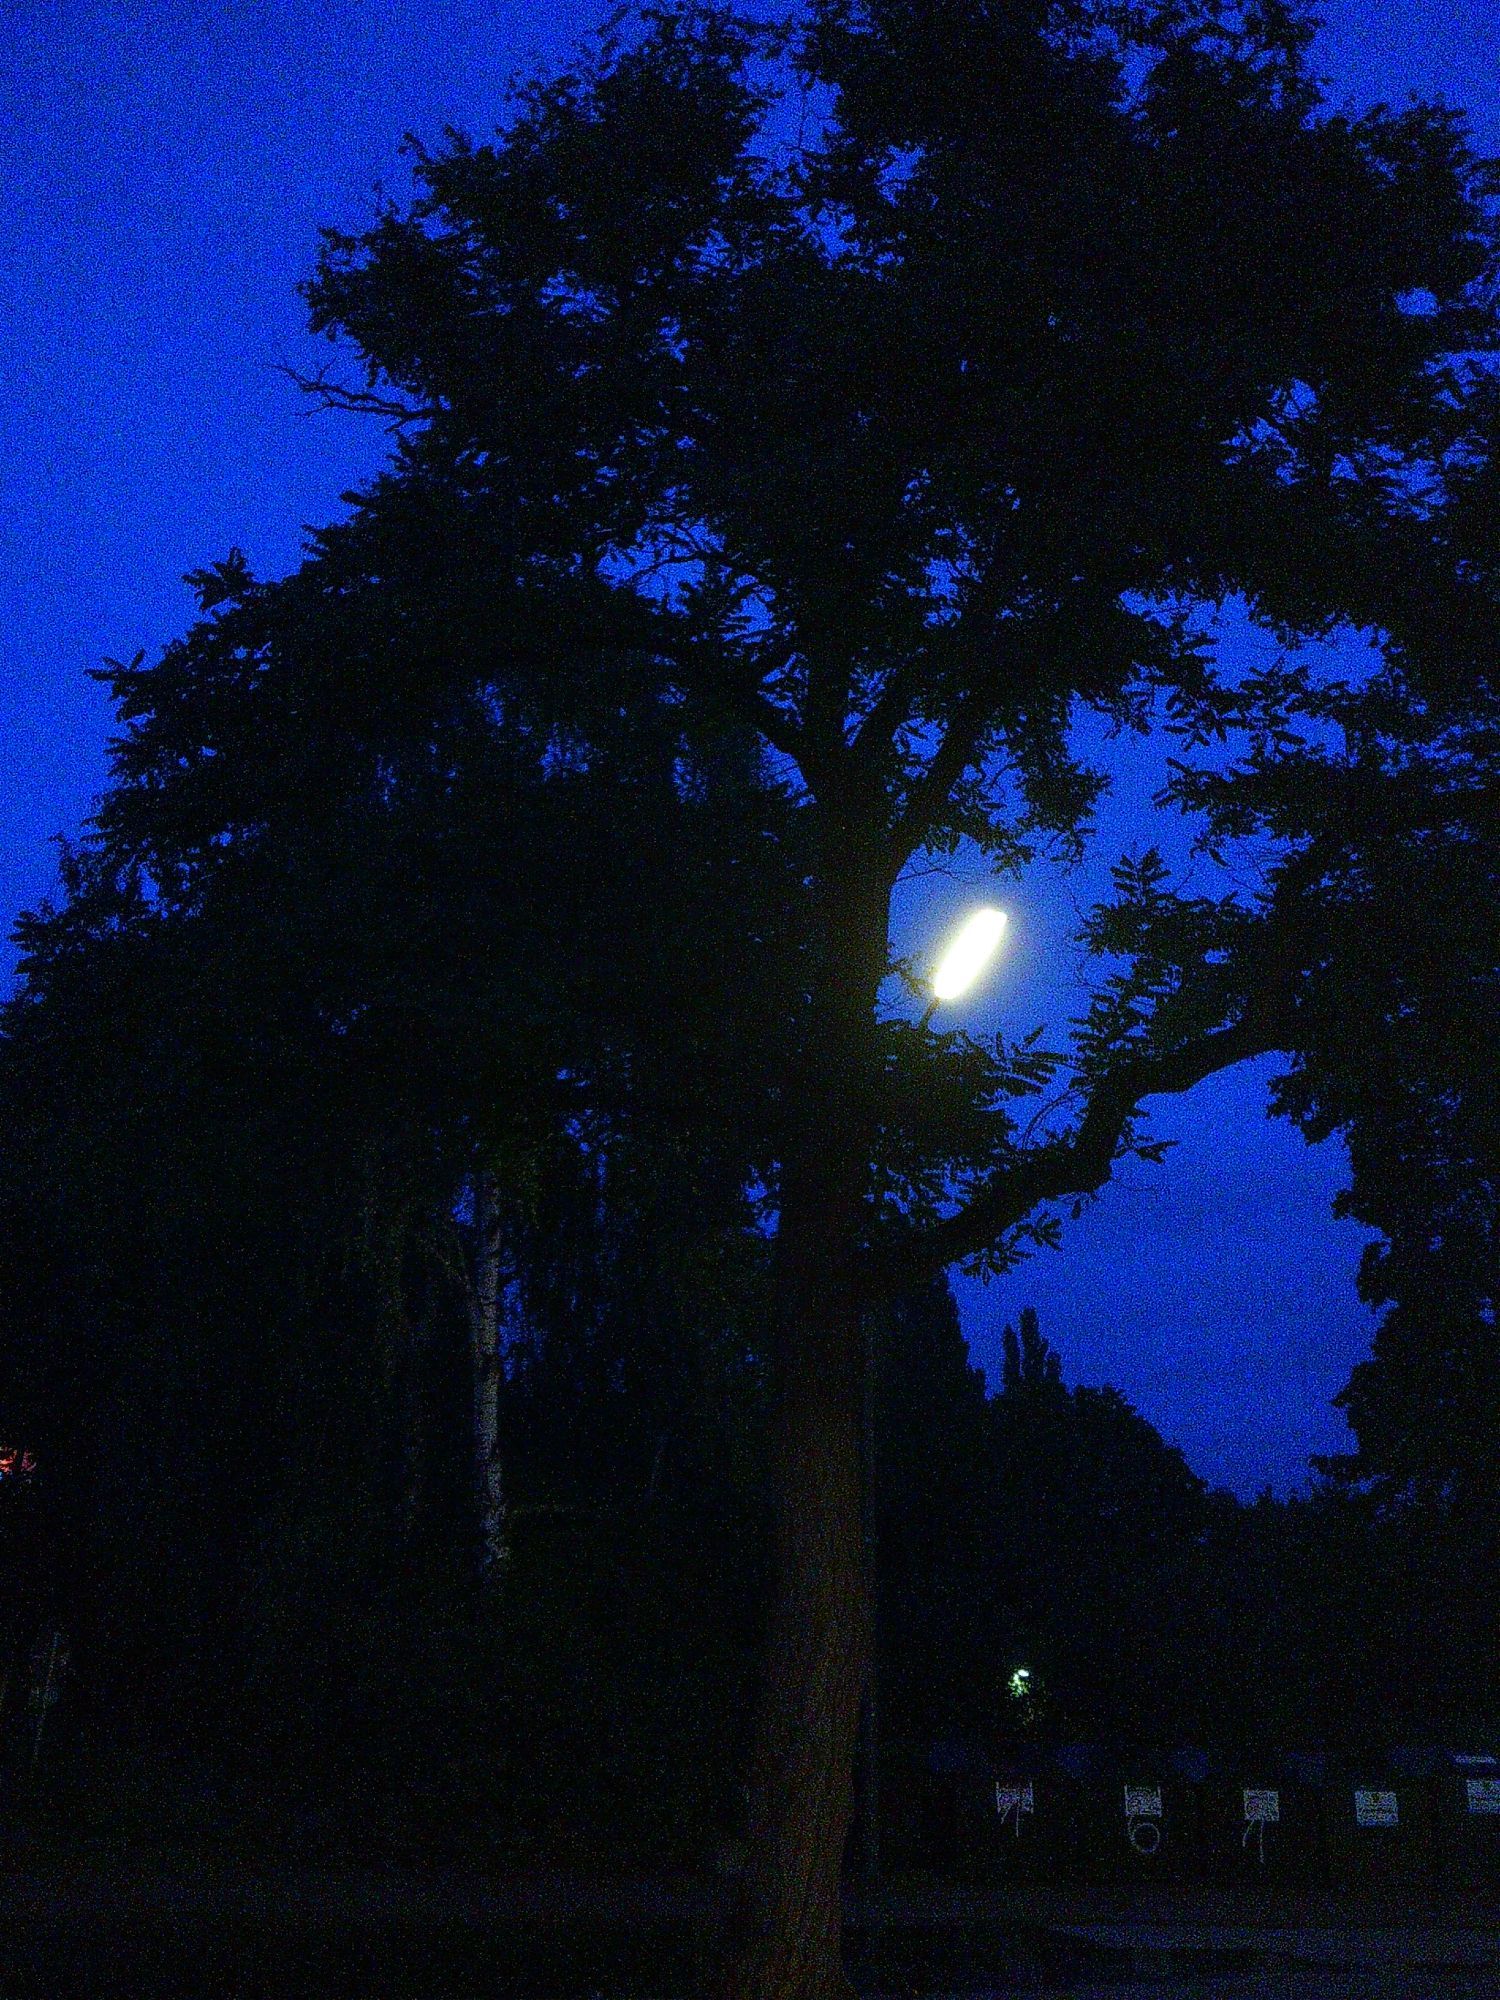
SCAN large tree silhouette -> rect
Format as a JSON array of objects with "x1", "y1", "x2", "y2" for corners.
[{"x1": 10, "y1": 0, "x2": 1500, "y2": 1993}]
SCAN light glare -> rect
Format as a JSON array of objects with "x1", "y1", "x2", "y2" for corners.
[{"x1": 932, "y1": 906, "x2": 1008, "y2": 1001}]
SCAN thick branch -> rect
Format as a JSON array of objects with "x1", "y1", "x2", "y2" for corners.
[
  {"x1": 848, "y1": 657, "x2": 924, "y2": 776},
  {"x1": 745, "y1": 691, "x2": 809, "y2": 767},
  {"x1": 864, "y1": 1010, "x2": 1289, "y2": 1298},
  {"x1": 856, "y1": 543, "x2": 1035, "y2": 843},
  {"x1": 642, "y1": 627, "x2": 814, "y2": 779},
  {"x1": 719, "y1": 659, "x2": 869, "y2": 815},
  {"x1": 884, "y1": 688, "x2": 992, "y2": 876}
]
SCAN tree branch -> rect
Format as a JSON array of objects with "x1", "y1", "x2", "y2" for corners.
[
  {"x1": 745, "y1": 692, "x2": 809, "y2": 767},
  {"x1": 863, "y1": 1009, "x2": 1290, "y2": 1299},
  {"x1": 652, "y1": 638, "x2": 811, "y2": 771},
  {"x1": 884, "y1": 687, "x2": 992, "y2": 876},
  {"x1": 278, "y1": 362, "x2": 437, "y2": 431},
  {"x1": 847, "y1": 658, "x2": 924, "y2": 776}
]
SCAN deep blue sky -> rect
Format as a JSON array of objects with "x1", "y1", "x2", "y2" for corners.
[{"x1": 2, "y1": 0, "x2": 1494, "y2": 1495}]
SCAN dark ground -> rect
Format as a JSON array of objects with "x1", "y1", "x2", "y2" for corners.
[{"x1": 0, "y1": 1855, "x2": 1494, "y2": 1998}]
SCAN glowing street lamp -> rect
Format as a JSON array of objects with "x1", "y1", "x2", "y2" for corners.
[{"x1": 922, "y1": 905, "x2": 1008, "y2": 1024}]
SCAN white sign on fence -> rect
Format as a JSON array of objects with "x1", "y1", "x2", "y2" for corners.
[
  {"x1": 995, "y1": 1781, "x2": 1035, "y2": 1834},
  {"x1": 1354, "y1": 1789, "x2": 1399, "y2": 1827},
  {"x1": 1243, "y1": 1788, "x2": 1280, "y2": 1823},
  {"x1": 1466, "y1": 1779, "x2": 1500, "y2": 1815},
  {"x1": 1124, "y1": 1785, "x2": 1162, "y2": 1819}
]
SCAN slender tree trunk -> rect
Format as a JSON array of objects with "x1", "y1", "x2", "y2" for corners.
[
  {"x1": 466, "y1": 1169, "x2": 507, "y2": 1580},
  {"x1": 723, "y1": 1149, "x2": 872, "y2": 2000}
]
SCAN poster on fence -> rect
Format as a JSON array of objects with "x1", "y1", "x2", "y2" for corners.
[
  {"x1": 1354, "y1": 1789, "x2": 1399, "y2": 1827},
  {"x1": 1123, "y1": 1785, "x2": 1163, "y2": 1853},
  {"x1": 1241, "y1": 1788, "x2": 1279, "y2": 1862},
  {"x1": 1466, "y1": 1779, "x2": 1500, "y2": 1814}
]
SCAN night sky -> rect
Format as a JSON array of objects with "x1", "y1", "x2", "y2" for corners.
[{"x1": 3, "y1": 0, "x2": 1494, "y2": 1497}]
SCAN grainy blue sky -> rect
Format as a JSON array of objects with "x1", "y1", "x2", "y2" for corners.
[{"x1": 2, "y1": 0, "x2": 1494, "y2": 1494}]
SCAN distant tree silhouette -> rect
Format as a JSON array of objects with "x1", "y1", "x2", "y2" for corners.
[{"x1": 1001, "y1": 1307, "x2": 1063, "y2": 1395}]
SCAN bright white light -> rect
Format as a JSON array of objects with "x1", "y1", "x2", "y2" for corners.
[{"x1": 931, "y1": 906, "x2": 1008, "y2": 1002}]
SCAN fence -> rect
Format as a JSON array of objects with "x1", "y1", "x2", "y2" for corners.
[{"x1": 880, "y1": 1740, "x2": 1500, "y2": 1895}]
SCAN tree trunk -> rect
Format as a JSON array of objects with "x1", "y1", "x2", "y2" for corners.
[
  {"x1": 466, "y1": 1169, "x2": 507, "y2": 1580},
  {"x1": 722, "y1": 1157, "x2": 871, "y2": 2000}
]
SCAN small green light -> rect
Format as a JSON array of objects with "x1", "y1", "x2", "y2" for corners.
[{"x1": 1008, "y1": 1668, "x2": 1031, "y2": 1700}]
